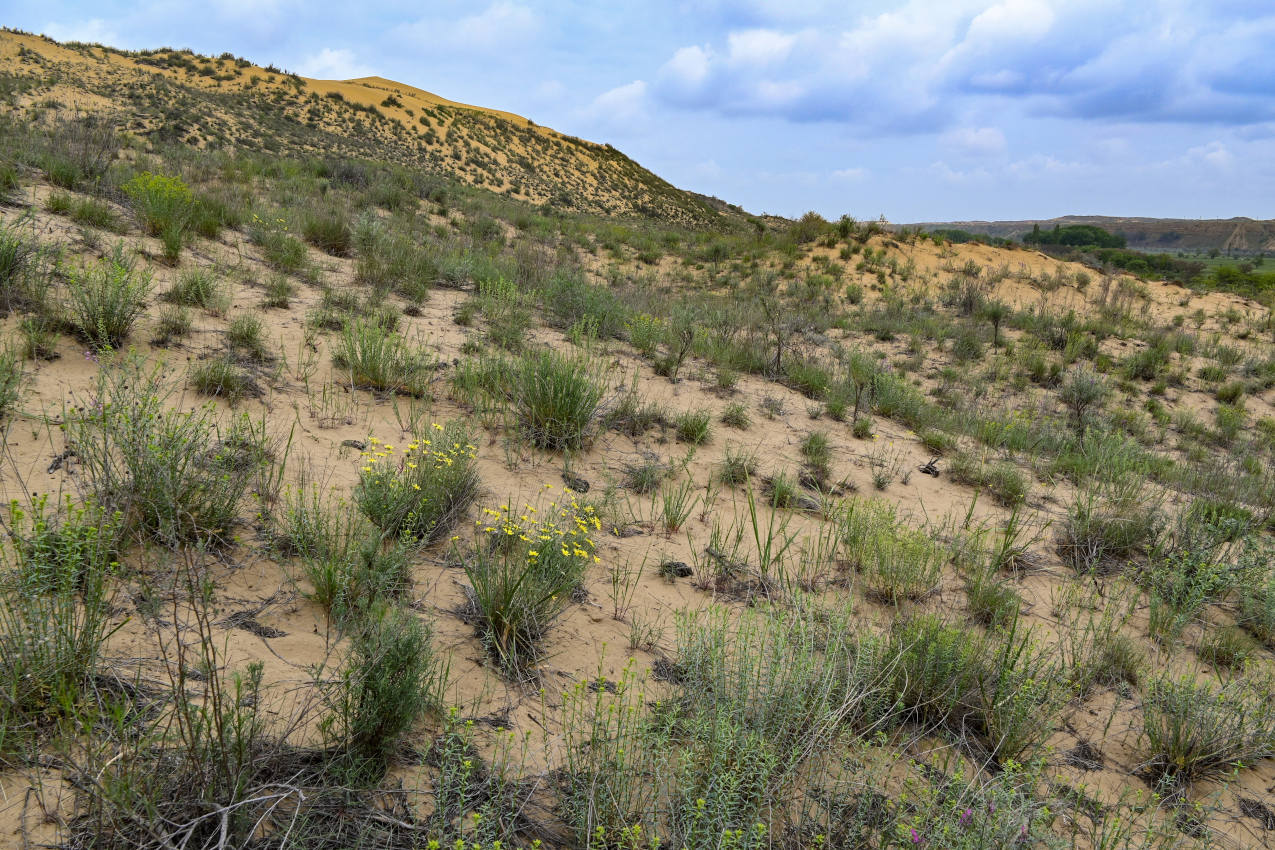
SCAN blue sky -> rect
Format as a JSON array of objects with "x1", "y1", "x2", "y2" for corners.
[{"x1": 8, "y1": 1, "x2": 1275, "y2": 222}]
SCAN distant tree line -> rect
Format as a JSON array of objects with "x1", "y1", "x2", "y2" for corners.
[{"x1": 1024, "y1": 223, "x2": 1127, "y2": 249}]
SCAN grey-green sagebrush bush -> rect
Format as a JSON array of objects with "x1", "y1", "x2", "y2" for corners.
[
  {"x1": 66, "y1": 357, "x2": 271, "y2": 545},
  {"x1": 63, "y1": 243, "x2": 152, "y2": 350}
]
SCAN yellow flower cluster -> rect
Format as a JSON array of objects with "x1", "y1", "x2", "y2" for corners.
[
  {"x1": 473, "y1": 486, "x2": 602, "y2": 565},
  {"x1": 358, "y1": 428, "x2": 478, "y2": 477}
]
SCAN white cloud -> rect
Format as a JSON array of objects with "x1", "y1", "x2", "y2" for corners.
[
  {"x1": 585, "y1": 80, "x2": 649, "y2": 129},
  {"x1": 727, "y1": 29, "x2": 797, "y2": 67},
  {"x1": 296, "y1": 48, "x2": 374, "y2": 80},
  {"x1": 43, "y1": 18, "x2": 119, "y2": 45},
  {"x1": 399, "y1": 3, "x2": 539, "y2": 55},
  {"x1": 833, "y1": 167, "x2": 867, "y2": 180}
]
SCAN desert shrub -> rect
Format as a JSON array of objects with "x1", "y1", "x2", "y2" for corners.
[
  {"x1": 17, "y1": 315, "x2": 58, "y2": 360},
  {"x1": 46, "y1": 192, "x2": 122, "y2": 232},
  {"x1": 301, "y1": 209, "x2": 352, "y2": 256},
  {"x1": 0, "y1": 346, "x2": 23, "y2": 420},
  {"x1": 122, "y1": 171, "x2": 195, "y2": 240},
  {"x1": 965, "y1": 563, "x2": 1020, "y2": 627},
  {"x1": 514, "y1": 349, "x2": 607, "y2": 451},
  {"x1": 323, "y1": 604, "x2": 445, "y2": 782},
  {"x1": 839, "y1": 498, "x2": 946, "y2": 603},
  {"x1": 461, "y1": 496, "x2": 599, "y2": 672},
  {"x1": 874, "y1": 615, "x2": 1066, "y2": 761},
  {"x1": 539, "y1": 270, "x2": 628, "y2": 339},
  {"x1": 163, "y1": 267, "x2": 226, "y2": 310},
  {"x1": 249, "y1": 218, "x2": 307, "y2": 273},
  {"x1": 1057, "y1": 485, "x2": 1162, "y2": 574},
  {"x1": 477, "y1": 277, "x2": 532, "y2": 351},
  {"x1": 226, "y1": 314, "x2": 271, "y2": 362},
  {"x1": 603, "y1": 388, "x2": 666, "y2": 437},
  {"x1": 1059, "y1": 367, "x2": 1107, "y2": 436},
  {"x1": 800, "y1": 430, "x2": 832, "y2": 483},
  {"x1": 674, "y1": 409, "x2": 712, "y2": 445},
  {"x1": 947, "y1": 451, "x2": 1028, "y2": 506},
  {"x1": 1141, "y1": 674, "x2": 1275, "y2": 783},
  {"x1": 354, "y1": 424, "x2": 479, "y2": 542},
  {"x1": 67, "y1": 358, "x2": 270, "y2": 544},
  {"x1": 63, "y1": 243, "x2": 152, "y2": 350},
  {"x1": 0, "y1": 216, "x2": 48, "y2": 315},
  {"x1": 189, "y1": 356, "x2": 259, "y2": 402},
  {"x1": 1198, "y1": 626, "x2": 1257, "y2": 671},
  {"x1": 333, "y1": 319, "x2": 435, "y2": 397},
  {"x1": 0, "y1": 500, "x2": 117, "y2": 754},
  {"x1": 1237, "y1": 551, "x2": 1275, "y2": 647}
]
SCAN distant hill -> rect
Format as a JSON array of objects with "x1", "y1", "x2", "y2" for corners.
[
  {"x1": 910, "y1": 215, "x2": 1275, "y2": 255},
  {"x1": 0, "y1": 29, "x2": 737, "y2": 226}
]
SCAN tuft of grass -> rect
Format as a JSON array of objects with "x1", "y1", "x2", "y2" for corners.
[
  {"x1": 17, "y1": 316, "x2": 59, "y2": 361},
  {"x1": 948, "y1": 451, "x2": 1028, "y2": 506},
  {"x1": 46, "y1": 192, "x2": 123, "y2": 232},
  {"x1": 514, "y1": 349, "x2": 607, "y2": 452},
  {"x1": 163, "y1": 267, "x2": 227, "y2": 311},
  {"x1": 1198, "y1": 626, "x2": 1256, "y2": 671},
  {"x1": 839, "y1": 497, "x2": 946, "y2": 603},
  {"x1": 624, "y1": 456, "x2": 668, "y2": 494},
  {"x1": 1057, "y1": 485, "x2": 1161, "y2": 574},
  {"x1": 261, "y1": 274, "x2": 294, "y2": 309},
  {"x1": 301, "y1": 209, "x2": 352, "y2": 256},
  {"x1": 1140, "y1": 674, "x2": 1275, "y2": 783},
  {"x1": 717, "y1": 445, "x2": 758, "y2": 487},
  {"x1": 63, "y1": 243, "x2": 152, "y2": 350},
  {"x1": 355, "y1": 423, "x2": 480, "y2": 543},
  {"x1": 152, "y1": 305, "x2": 192, "y2": 346},
  {"x1": 333, "y1": 319, "x2": 436, "y2": 397},
  {"x1": 674, "y1": 409, "x2": 712, "y2": 445},
  {"x1": 226, "y1": 314, "x2": 271, "y2": 362},
  {"x1": 720, "y1": 401, "x2": 751, "y2": 430},
  {"x1": 604, "y1": 388, "x2": 666, "y2": 437},
  {"x1": 189, "y1": 356, "x2": 259, "y2": 402},
  {"x1": 800, "y1": 430, "x2": 832, "y2": 483}
]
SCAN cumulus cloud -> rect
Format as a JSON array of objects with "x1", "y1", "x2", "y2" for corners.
[
  {"x1": 296, "y1": 48, "x2": 375, "y2": 80},
  {"x1": 648, "y1": 0, "x2": 1275, "y2": 132}
]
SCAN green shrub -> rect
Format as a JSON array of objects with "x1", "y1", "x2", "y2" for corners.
[
  {"x1": 1141, "y1": 675, "x2": 1275, "y2": 783},
  {"x1": 0, "y1": 216, "x2": 47, "y2": 315},
  {"x1": 67, "y1": 358, "x2": 270, "y2": 544},
  {"x1": 947, "y1": 451, "x2": 1028, "y2": 506},
  {"x1": 1057, "y1": 485, "x2": 1161, "y2": 573},
  {"x1": 324, "y1": 604, "x2": 445, "y2": 782},
  {"x1": 461, "y1": 496, "x2": 599, "y2": 672},
  {"x1": 875, "y1": 615, "x2": 1066, "y2": 761},
  {"x1": 122, "y1": 171, "x2": 196, "y2": 260},
  {"x1": 0, "y1": 499, "x2": 117, "y2": 753},
  {"x1": 249, "y1": 220, "x2": 307, "y2": 272},
  {"x1": 800, "y1": 430, "x2": 832, "y2": 482},
  {"x1": 355, "y1": 424, "x2": 479, "y2": 542},
  {"x1": 301, "y1": 209, "x2": 352, "y2": 256},
  {"x1": 514, "y1": 349, "x2": 607, "y2": 451},
  {"x1": 63, "y1": 243, "x2": 152, "y2": 350},
  {"x1": 839, "y1": 497, "x2": 946, "y2": 603},
  {"x1": 333, "y1": 319, "x2": 435, "y2": 397}
]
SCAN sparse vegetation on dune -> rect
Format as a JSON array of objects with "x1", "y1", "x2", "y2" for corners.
[{"x1": 1, "y1": 28, "x2": 1275, "y2": 849}]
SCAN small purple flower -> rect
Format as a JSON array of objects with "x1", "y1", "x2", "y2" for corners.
[
  {"x1": 910, "y1": 828, "x2": 925, "y2": 845},
  {"x1": 1018, "y1": 823, "x2": 1029, "y2": 842},
  {"x1": 959, "y1": 808, "x2": 973, "y2": 827},
  {"x1": 988, "y1": 801, "x2": 996, "y2": 815}
]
